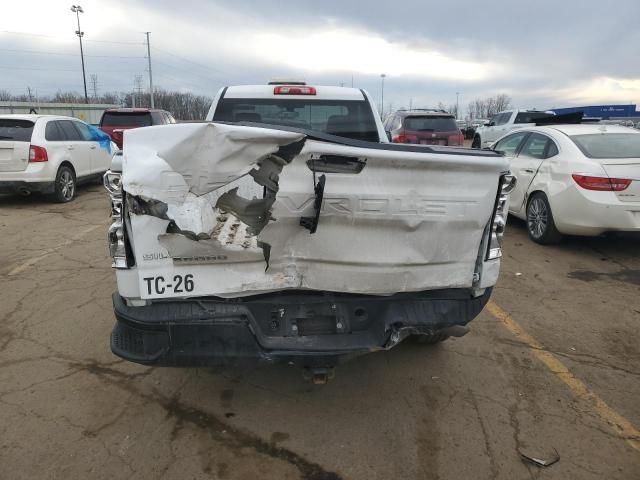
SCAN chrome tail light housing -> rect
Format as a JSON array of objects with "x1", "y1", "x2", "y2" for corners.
[
  {"x1": 486, "y1": 174, "x2": 516, "y2": 260},
  {"x1": 103, "y1": 167, "x2": 129, "y2": 269}
]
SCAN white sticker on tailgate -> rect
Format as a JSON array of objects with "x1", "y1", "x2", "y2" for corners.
[{"x1": 139, "y1": 272, "x2": 196, "y2": 299}]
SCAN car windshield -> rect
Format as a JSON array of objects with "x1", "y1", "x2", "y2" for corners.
[
  {"x1": 570, "y1": 133, "x2": 640, "y2": 159},
  {"x1": 213, "y1": 98, "x2": 379, "y2": 142},
  {"x1": 101, "y1": 112, "x2": 152, "y2": 127},
  {"x1": 403, "y1": 116, "x2": 457, "y2": 132},
  {"x1": 0, "y1": 119, "x2": 35, "y2": 141}
]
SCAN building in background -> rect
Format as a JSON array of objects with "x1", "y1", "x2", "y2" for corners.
[
  {"x1": 550, "y1": 104, "x2": 640, "y2": 121},
  {"x1": 0, "y1": 101, "x2": 120, "y2": 125}
]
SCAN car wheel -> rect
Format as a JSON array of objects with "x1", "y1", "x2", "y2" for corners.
[
  {"x1": 472, "y1": 135, "x2": 481, "y2": 148},
  {"x1": 526, "y1": 192, "x2": 562, "y2": 244},
  {"x1": 413, "y1": 332, "x2": 449, "y2": 345},
  {"x1": 54, "y1": 165, "x2": 76, "y2": 203}
]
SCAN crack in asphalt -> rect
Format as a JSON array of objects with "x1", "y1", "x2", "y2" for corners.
[{"x1": 67, "y1": 361, "x2": 343, "y2": 480}]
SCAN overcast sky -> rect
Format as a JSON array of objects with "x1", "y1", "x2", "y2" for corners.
[{"x1": 1, "y1": 0, "x2": 639, "y2": 115}]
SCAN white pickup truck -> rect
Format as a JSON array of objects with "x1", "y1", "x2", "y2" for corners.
[
  {"x1": 104, "y1": 82, "x2": 514, "y2": 379},
  {"x1": 472, "y1": 110, "x2": 555, "y2": 149}
]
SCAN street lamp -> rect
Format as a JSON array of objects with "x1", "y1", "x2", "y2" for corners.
[
  {"x1": 70, "y1": 5, "x2": 88, "y2": 104},
  {"x1": 380, "y1": 73, "x2": 386, "y2": 119},
  {"x1": 456, "y1": 92, "x2": 459, "y2": 119}
]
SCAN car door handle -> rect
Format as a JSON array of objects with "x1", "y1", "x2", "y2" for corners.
[
  {"x1": 67, "y1": 145, "x2": 74, "y2": 150},
  {"x1": 90, "y1": 145, "x2": 97, "y2": 149},
  {"x1": 523, "y1": 168, "x2": 535, "y2": 173}
]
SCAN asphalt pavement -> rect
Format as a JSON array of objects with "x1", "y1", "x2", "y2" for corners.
[{"x1": 1, "y1": 186, "x2": 639, "y2": 479}]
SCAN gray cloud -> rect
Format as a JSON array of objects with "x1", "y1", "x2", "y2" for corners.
[{"x1": 1, "y1": 0, "x2": 639, "y2": 114}]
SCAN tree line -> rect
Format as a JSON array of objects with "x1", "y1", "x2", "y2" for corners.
[
  {"x1": 466, "y1": 94, "x2": 512, "y2": 120},
  {"x1": 383, "y1": 93, "x2": 512, "y2": 121},
  {"x1": 0, "y1": 88, "x2": 213, "y2": 121}
]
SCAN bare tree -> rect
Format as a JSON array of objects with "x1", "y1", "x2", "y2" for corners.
[
  {"x1": 473, "y1": 99, "x2": 487, "y2": 119},
  {"x1": 467, "y1": 102, "x2": 476, "y2": 119},
  {"x1": 1, "y1": 87, "x2": 212, "y2": 121},
  {"x1": 123, "y1": 88, "x2": 212, "y2": 120},
  {"x1": 494, "y1": 94, "x2": 512, "y2": 113},
  {"x1": 468, "y1": 94, "x2": 513, "y2": 119}
]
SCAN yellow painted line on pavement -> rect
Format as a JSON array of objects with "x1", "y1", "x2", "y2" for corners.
[
  {"x1": 486, "y1": 300, "x2": 640, "y2": 452},
  {"x1": 6, "y1": 224, "x2": 102, "y2": 277}
]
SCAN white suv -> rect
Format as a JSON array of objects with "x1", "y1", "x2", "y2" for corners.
[{"x1": 0, "y1": 114, "x2": 116, "y2": 202}]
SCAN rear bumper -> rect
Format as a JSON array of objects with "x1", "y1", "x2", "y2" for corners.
[
  {"x1": 0, "y1": 180, "x2": 54, "y2": 194},
  {"x1": 551, "y1": 186, "x2": 640, "y2": 235},
  {"x1": 111, "y1": 287, "x2": 492, "y2": 367}
]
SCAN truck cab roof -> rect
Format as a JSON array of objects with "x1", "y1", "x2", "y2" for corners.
[
  {"x1": 206, "y1": 83, "x2": 385, "y2": 142},
  {"x1": 221, "y1": 84, "x2": 367, "y2": 101}
]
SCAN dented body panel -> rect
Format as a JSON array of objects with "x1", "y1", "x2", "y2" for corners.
[
  {"x1": 117, "y1": 122, "x2": 507, "y2": 300},
  {"x1": 107, "y1": 117, "x2": 510, "y2": 368}
]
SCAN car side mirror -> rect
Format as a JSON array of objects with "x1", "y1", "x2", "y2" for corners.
[
  {"x1": 485, "y1": 122, "x2": 494, "y2": 127},
  {"x1": 385, "y1": 130, "x2": 392, "y2": 142}
]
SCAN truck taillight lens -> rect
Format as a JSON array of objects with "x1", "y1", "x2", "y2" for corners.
[
  {"x1": 572, "y1": 174, "x2": 631, "y2": 191},
  {"x1": 487, "y1": 174, "x2": 516, "y2": 260},
  {"x1": 104, "y1": 154, "x2": 129, "y2": 269},
  {"x1": 274, "y1": 86, "x2": 316, "y2": 95},
  {"x1": 29, "y1": 145, "x2": 48, "y2": 162},
  {"x1": 393, "y1": 134, "x2": 418, "y2": 144}
]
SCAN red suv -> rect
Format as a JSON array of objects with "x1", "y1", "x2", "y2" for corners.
[
  {"x1": 384, "y1": 110, "x2": 464, "y2": 146},
  {"x1": 99, "y1": 108, "x2": 176, "y2": 148}
]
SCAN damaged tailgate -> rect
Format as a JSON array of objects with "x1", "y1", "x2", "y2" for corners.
[{"x1": 119, "y1": 122, "x2": 508, "y2": 300}]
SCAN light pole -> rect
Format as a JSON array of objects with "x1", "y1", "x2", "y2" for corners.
[
  {"x1": 380, "y1": 73, "x2": 386, "y2": 119},
  {"x1": 456, "y1": 92, "x2": 460, "y2": 119},
  {"x1": 70, "y1": 5, "x2": 88, "y2": 104},
  {"x1": 145, "y1": 32, "x2": 155, "y2": 108}
]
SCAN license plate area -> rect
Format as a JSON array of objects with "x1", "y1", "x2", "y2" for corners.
[
  {"x1": 269, "y1": 304, "x2": 346, "y2": 337},
  {"x1": 297, "y1": 315, "x2": 337, "y2": 335}
]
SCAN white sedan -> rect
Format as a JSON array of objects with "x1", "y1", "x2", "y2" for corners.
[{"x1": 492, "y1": 124, "x2": 640, "y2": 244}]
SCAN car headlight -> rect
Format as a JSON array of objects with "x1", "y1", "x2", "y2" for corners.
[{"x1": 486, "y1": 174, "x2": 516, "y2": 260}]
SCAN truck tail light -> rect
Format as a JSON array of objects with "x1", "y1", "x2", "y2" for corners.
[
  {"x1": 572, "y1": 174, "x2": 631, "y2": 191},
  {"x1": 104, "y1": 154, "x2": 130, "y2": 269},
  {"x1": 274, "y1": 86, "x2": 317, "y2": 95},
  {"x1": 393, "y1": 133, "x2": 418, "y2": 144},
  {"x1": 487, "y1": 174, "x2": 516, "y2": 260},
  {"x1": 29, "y1": 145, "x2": 48, "y2": 162}
]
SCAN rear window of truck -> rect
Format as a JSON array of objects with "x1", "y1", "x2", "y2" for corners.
[
  {"x1": 213, "y1": 99, "x2": 380, "y2": 142},
  {"x1": 402, "y1": 116, "x2": 457, "y2": 132},
  {"x1": 0, "y1": 119, "x2": 35, "y2": 141},
  {"x1": 101, "y1": 112, "x2": 152, "y2": 127}
]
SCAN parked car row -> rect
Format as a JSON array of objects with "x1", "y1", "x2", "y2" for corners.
[{"x1": 2, "y1": 97, "x2": 639, "y2": 250}]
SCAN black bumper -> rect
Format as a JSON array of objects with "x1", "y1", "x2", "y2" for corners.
[
  {"x1": 111, "y1": 287, "x2": 493, "y2": 368},
  {"x1": 0, "y1": 180, "x2": 54, "y2": 194}
]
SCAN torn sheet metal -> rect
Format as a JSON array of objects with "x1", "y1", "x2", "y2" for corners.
[
  {"x1": 122, "y1": 122, "x2": 305, "y2": 204},
  {"x1": 120, "y1": 122, "x2": 509, "y2": 299}
]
